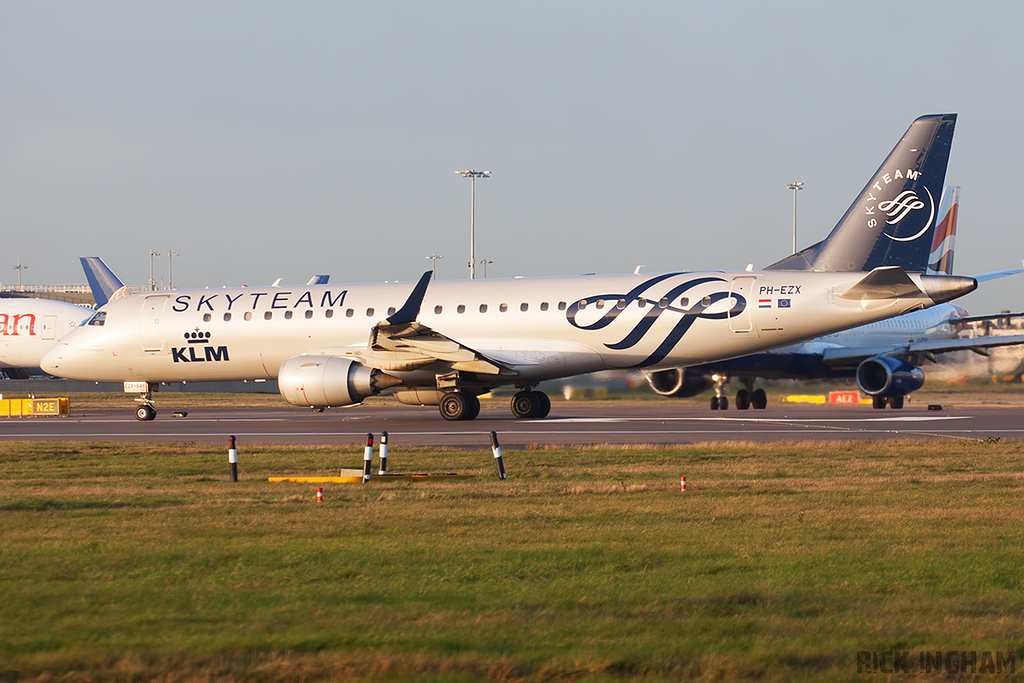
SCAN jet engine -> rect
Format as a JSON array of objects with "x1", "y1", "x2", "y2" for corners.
[
  {"x1": 855, "y1": 355, "x2": 925, "y2": 397},
  {"x1": 643, "y1": 367, "x2": 714, "y2": 398},
  {"x1": 278, "y1": 355, "x2": 401, "y2": 407}
]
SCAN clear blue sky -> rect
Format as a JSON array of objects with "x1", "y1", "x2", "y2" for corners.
[{"x1": 2, "y1": 1, "x2": 1022, "y2": 314}]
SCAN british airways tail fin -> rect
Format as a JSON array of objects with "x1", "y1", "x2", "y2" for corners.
[
  {"x1": 80, "y1": 257, "x2": 131, "y2": 307},
  {"x1": 927, "y1": 186, "x2": 959, "y2": 275},
  {"x1": 767, "y1": 113, "x2": 956, "y2": 273}
]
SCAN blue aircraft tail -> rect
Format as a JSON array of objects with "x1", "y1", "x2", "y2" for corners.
[
  {"x1": 80, "y1": 257, "x2": 131, "y2": 307},
  {"x1": 767, "y1": 113, "x2": 957, "y2": 273}
]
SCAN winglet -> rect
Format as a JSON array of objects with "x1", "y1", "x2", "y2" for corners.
[
  {"x1": 80, "y1": 257, "x2": 130, "y2": 307},
  {"x1": 386, "y1": 271, "x2": 433, "y2": 325}
]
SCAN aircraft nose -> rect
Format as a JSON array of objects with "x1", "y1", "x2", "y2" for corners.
[
  {"x1": 919, "y1": 275, "x2": 977, "y2": 304},
  {"x1": 39, "y1": 343, "x2": 66, "y2": 377}
]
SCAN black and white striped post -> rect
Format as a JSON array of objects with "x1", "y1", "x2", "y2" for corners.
[
  {"x1": 490, "y1": 431, "x2": 506, "y2": 480},
  {"x1": 362, "y1": 433, "x2": 374, "y2": 483},
  {"x1": 378, "y1": 431, "x2": 389, "y2": 475},
  {"x1": 228, "y1": 435, "x2": 238, "y2": 482}
]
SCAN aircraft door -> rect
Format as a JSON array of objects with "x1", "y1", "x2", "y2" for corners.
[
  {"x1": 41, "y1": 316, "x2": 57, "y2": 340},
  {"x1": 728, "y1": 277, "x2": 757, "y2": 334},
  {"x1": 140, "y1": 295, "x2": 170, "y2": 352}
]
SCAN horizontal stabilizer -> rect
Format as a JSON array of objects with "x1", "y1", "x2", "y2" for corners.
[{"x1": 837, "y1": 267, "x2": 924, "y2": 301}]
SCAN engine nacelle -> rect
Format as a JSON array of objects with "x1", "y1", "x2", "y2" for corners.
[
  {"x1": 278, "y1": 355, "x2": 399, "y2": 407},
  {"x1": 643, "y1": 367, "x2": 713, "y2": 398},
  {"x1": 856, "y1": 355, "x2": 925, "y2": 397}
]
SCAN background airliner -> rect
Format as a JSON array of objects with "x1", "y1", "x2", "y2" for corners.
[
  {"x1": 41, "y1": 114, "x2": 978, "y2": 421},
  {"x1": 0, "y1": 298, "x2": 94, "y2": 379}
]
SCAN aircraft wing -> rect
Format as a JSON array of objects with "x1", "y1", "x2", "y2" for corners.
[
  {"x1": 361, "y1": 320, "x2": 518, "y2": 375},
  {"x1": 822, "y1": 334, "x2": 1024, "y2": 367}
]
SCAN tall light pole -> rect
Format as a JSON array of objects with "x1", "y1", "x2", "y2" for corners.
[
  {"x1": 11, "y1": 257, "x2": 27, "y2": 287},
  {"x1": 149, "y1": 250, "x2": 161, "y2": 291},
  {"x1": 479, "y1": 259, "x2": 493, "y2": 279},
  {"x1": 786, "y1": 182, "x2": 803, "y2": 254},
  {"x1": 426, "y1": 253, "x2": 442, "y2": 280},
  {"x1": 167, "y1": 250, "x2": 179, "y2": 290},
  {"x1": 456, "y1": 169, "x2": 490, "y2": 279}
]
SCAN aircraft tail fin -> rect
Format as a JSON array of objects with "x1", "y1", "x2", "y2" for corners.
[
  {"x1": 306, "y1": 275, "x2": 330, "y2": 285},
  {"x1": 766, "y1": 114, "x2": 956, "y2": 273},
  {"x1": 926, "y1": 186, "x2": 959, "y2": 275},
  {"x1": 80, "y1": 257, "x2": 131, "y2": 307}
]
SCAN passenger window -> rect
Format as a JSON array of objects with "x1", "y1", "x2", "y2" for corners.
[
  {"x1": 638, "y1": 299, "x2": 646, "y2": 308},
  {"x1": 388, "y1": 307, "x2": 396, "y2": 316},
  {"x1": 617, "y1": 299, "x2": 626, "y2": 309},
  {"x1": 596, "y1": 300, "x2": 605, "y2": 309},
  {"x1": 305, "y1": 310, "x2": 313, "y2": 319},
  {"x1": 346, "y1": 309, "x2": 354, "y2": 318},
  {"x1": 579, "y1": 300, "x2": 587, "y2": 310},
  {"x1": 500, "y1": 303, "x2": 508, "y2": 312},
  {"x1": 203, "y1": 313, "x2": 212, "y2": 322},
  {"x1": 434, "y1": 305, "x2": 443, "y2": 314},
  {"x1": 265, "y1": 311, "x2": 273, "y2": 320},
  {"x1": 223, "y1": 313, "x2": 231, "y2": 321},
  {"x1": 244, "y1": 312, "x2": 252, "y2": 321},
  {"x1": 285, "y1": 310, "x2": 293, "y2": 320},
  {"x1": 659, "y1": 298, "x2": 669, "y2": 309},
  {"x1": 540, "y1": 302, "x2": 549, "y2": 312},
  {"x1": 366, "y1": 308, "x2": 375, "y2": 317},
  {"x1": 702, "y1": 296, "x2": 712, "y2": 307},
  {"x1": 558, "y1": 302, "x2": 567, "y2": 311},
  {"x1": 680, "y1": 298, "x2": 689, "y2": 306},
  {"x1": 457, "y1": 304, "x2": 466, "y2": 314},
  {"x1": 479, "y1": 304, "x2": 488, "y2": 313},
  {"x1": 325, "y1": 309, "x2": 334, "y2": 319},
  {"x1": 520, "y1": 303, "x2": 528, "y2": 312}
]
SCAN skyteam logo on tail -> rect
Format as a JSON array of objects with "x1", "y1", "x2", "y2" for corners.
[{"x1": 863, "y1": 169, "x2": 935, "y2": 243}]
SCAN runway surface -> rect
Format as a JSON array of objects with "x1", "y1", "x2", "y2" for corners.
[{"x1": 3, "y1": 402, "x2": 1022, "y2": 446}]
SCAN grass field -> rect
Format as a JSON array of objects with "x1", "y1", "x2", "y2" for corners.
[{"x1": 2, "y1": 439, "x2": 1024, "y2": 681}]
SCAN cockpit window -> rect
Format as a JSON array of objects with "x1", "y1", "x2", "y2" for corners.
[{"x1": 83, "y1": 311, "x2": 106, "y2": 327}]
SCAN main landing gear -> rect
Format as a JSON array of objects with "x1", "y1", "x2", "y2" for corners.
[
  {"x1": 438, "y1": 392, "x2": 481, "y2": 421},
  {"x1": 710, "y1": 376, "x2": 767, "y2": 410},
  {"x1": 436, "y1": 389, "x2": 552, "y2": 421},
  {"x1": 872, "y1": 395, "x2": 904, "y2": 409}
]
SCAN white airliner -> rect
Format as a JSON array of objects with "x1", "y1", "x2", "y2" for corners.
[
  {"x1": 0, "y1": 298, "x2": 94, "y2": 378},
  {"x1": 41, "y1": 114, "x2": 979, "y2": 421}
]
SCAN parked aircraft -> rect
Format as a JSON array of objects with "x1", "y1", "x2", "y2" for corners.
[
  {"x1": 41, "y1": 114, "x2": 979, "y2": 421},
  {"x1": 0, "y1": 298, "x2": 95, "y2": 378},
  {"x1": 643, "y1": 186, "x2": 1024, "y2": 409}
]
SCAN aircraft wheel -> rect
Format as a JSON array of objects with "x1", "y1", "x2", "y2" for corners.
[
  {"x1": 710, "y1": 396, "x2": 720, "y2": 410},
  {"x1": 439, "y1": 392, "x2": 471, "y2": 421},
  {"x1": 532, "y1": 391, "x2": 551, "y2": 418},
  {"x1": 719, "y1": 396, "x2": 728, "y2": 410},
  {"x1": 462, "y1": 394, "x2": 481, "y2": 420},
  {"x1": 888, "y1": 395, "x2": 904, "y2": 409},
  {"x1": 511, "y1": 391, "x2": 538, "y2": 419},
  {"x1": 872, "y1": 396, "x2": 887, "y2": 409},
  {"x1": 135, "y1": 405, "x2": 156, "y2": 421},
  {"x1": 751, "y1": 388, "x2": 767, "y2": 409},
  {"x1": 735, "y1": 389, "x2": 750, "y2": 410}
]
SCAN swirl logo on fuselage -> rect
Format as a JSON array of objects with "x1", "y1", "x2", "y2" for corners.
[
  {"x1": 881, "y1": 186, "x2": 934, "y2": 242},
  {"x1": 565, "y1": 273, "x2": 745, "y2": 368}
]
